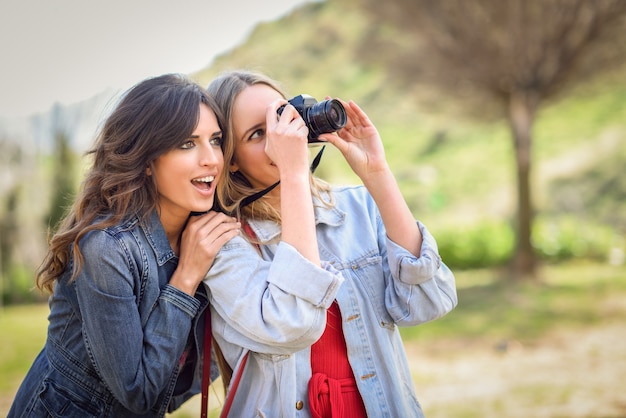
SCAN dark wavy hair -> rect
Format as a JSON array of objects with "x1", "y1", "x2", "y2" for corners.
[{"x1": 37, "y1": 74, "x2": 223, "y2": 293}]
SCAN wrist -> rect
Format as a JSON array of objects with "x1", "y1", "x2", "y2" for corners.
[
  {"x1": 361, "y1": 164, "x2": 393, "y2": 189},
  {"x1": 169, "y1": 271, "x2": 201, "y2": 296},
  {"x1": 280, "y1": 171, "x2": 310, "y2": 186}
]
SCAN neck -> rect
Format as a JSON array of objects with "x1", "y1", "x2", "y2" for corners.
[{"x1": 158, "y1": 211, "x2": 187, "y2": 256}]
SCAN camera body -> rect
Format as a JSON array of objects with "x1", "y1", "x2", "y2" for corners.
[{"x1": 277, "y1": 94, "x2": 347, "y2": 143}]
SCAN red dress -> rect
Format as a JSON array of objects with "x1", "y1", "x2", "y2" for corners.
[{"x1": 308, "y1": 301, "x2": 368, "y2": 418}]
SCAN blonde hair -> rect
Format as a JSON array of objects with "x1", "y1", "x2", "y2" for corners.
[
  {"x1": 207, "y1": 70, "x2": 334, "y2": 391},
  {"x1": 207, "y1": 70, "x2": 332, "y2": 224}
]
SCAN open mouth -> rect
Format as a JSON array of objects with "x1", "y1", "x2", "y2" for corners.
[{"x1": 191, "y1": 175, "x2": 215, "y2": 190}]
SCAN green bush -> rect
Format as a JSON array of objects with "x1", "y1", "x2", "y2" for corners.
[
  {"x1": 532, "y1": 215, "x2": 620, "y2": 262},
  {"x1": 1, "y1": 265, "x2": 44, "y2": 305},
  {"x1": 436, "y1": 216, "x2": 623, "y2": 270},
  {"x1": 437, "y1": 221, "x2": 515, "y2": 269}
]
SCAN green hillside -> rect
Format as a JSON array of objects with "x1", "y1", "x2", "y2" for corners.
[{"x1": 190, "y1": 0, "x2": 626, "y2": 268}]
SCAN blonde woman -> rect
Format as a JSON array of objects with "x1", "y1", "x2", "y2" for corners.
[{"x1": 204, "y1": 70, "x2": 457, "y2": 418}]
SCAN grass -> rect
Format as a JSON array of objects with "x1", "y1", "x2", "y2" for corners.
[
  {"x1": 402, "y1": 261, "x2": 626, "y2": 343},
  {"x1": 0, "y1": 304, "x2": 47, "y2": 392},
  {"x1": 2, "y1": 260, "x2": 625, "y2": 417}
]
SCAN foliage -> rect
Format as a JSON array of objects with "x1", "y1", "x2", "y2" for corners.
[
  {"x1": 533, "y1": 215, "x2": 620, "y2": 262},
  {"x1": 437, "y1": 221, "x2": 515, "y2": 269},
  {"x1": 1, "y1": 265, "x2": 45, "y2": 306},
  {"x1": 0, "y1": 185, "x2": 19, "y2": 284},
  {"x1": 436, "y1": 215, "x2": 622, "y2": 270},
  {"x1": 354, "y1": 0, "x2": 626, "y2": 114}
]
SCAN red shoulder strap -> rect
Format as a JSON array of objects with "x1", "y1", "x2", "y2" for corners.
[
  {"x1": 202, "y1": 304, "x2": 251, "y2": 417},
  {"x1": 201, "y1": 219, "x2": 255, "y2": 417},
  {"x1": 220, "y1": 350, "x2": 249, "y2": 417},
  {"x1": 201, "y1": 310, "x2": 212, "y2": 418}
]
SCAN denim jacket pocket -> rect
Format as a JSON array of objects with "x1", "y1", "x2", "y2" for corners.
[
  {"x1": 345, "y1": 254, "x2": 396, "y2": 329},
  {"x1": 37, "y1": 379, "x2": 105, "y2": 418}
]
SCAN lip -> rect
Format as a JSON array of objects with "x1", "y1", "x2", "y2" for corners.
[
  {"x1": 192, "y1": 173, "x2": 216, "y2": 182},
  {"x1": 191, "y1": 181, "x2": 215, "y2": 197},
  {"x1": 191, "y1": 173, "x2": 217, "y2": 196}
]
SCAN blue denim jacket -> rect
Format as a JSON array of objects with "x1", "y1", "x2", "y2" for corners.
[
  {"x1": 204, "y1": 185, "x2": 457, "y2": 418},
  {"x1": 9, "y1": 210, "x2": 217, "y2": 418}
]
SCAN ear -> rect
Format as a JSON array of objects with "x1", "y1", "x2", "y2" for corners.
[
  {"x1": 146, "y1": 166, "x2": 152, "y2": 176},
  {"x1": 229, "y1": 161, "x2": 239, "y2": 173}
]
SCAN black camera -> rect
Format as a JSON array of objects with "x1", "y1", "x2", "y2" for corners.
[{"x1": 277, "y1": 94, "x2": 347, "y2": 143}]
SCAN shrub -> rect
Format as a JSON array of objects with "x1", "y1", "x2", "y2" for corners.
[
  {"x1": 532, "y1": 215, "x2": 620, "y2": 263},
  {"x1": 437, "y1": 221, "x2": 514, "y2": 269},
  {"x1": 436, "y1": 216, "x2": 622, "y2": 270}
]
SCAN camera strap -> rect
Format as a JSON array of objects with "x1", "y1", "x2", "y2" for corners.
[{"x1": 240, "y1": 145, "x2": 325, "y2": 209}]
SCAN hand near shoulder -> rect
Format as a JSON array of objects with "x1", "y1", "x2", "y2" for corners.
[
  {"x1": 170, "y1": 212, "x2": 240, "y2": 295},
  {"x1": 318, "y1": 99, "x2": 390, "y2": 183}
]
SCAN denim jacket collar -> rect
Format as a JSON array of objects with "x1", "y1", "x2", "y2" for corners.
[
  {"x1": 249, "y1": 194, "x2": 346, "y2": 243},
  {"x1": 140, "y1": 210, "x2": 176, "y2": 266}
]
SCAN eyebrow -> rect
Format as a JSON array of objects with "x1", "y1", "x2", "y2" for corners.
[
  {"x1": 189, "y1": 130, "x2": 222, "y2": 139},
  {"x1": 240, "y1": 123, "x2": 262, "y2": 141}
]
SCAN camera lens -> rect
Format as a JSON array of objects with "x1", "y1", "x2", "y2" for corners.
[{"x1": 305, "y1": 99, "x2": 347, "y2": 139}]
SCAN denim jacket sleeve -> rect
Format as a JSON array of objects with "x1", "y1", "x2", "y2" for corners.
[
  {"x1": 74, "y1": 229, "x2": 200, "y2": 414},
  {"x1": 203, "y1": 234, "x2": 343, "y2": 354},
  {"x1": 384, "y1": 221, "x2": 458, "y2": 326}
]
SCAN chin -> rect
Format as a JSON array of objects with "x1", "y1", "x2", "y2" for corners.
[{"x1": 192, "y1": 202, "x2": 215, "y2": 214}]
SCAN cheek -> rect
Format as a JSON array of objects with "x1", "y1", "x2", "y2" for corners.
[
  {"x1": 151, "y1": 157, "x2": 186, "y2": 189},
  {"x1": 241, "y1": 141, "x2": 267, "y2": 161},
  {"x1": 233, "y1": 146, "x2": 252, "y2": 170}
]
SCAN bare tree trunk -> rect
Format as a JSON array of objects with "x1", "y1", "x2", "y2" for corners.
[{"x1": 508, "y1": 91, "x2": 539, "y2": 279}]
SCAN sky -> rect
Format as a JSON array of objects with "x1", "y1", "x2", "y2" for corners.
[{"x1": 0, "y1": 0, "x2": 313, "y2": 118}]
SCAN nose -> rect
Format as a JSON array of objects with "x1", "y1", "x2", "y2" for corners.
[{"x1": 199, "y1": 142, "x2": 221, "y2": 166}]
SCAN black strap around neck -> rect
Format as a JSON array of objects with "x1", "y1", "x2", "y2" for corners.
[{"x1": 240, "y1": 145, "x2": 325, "y2": 209}]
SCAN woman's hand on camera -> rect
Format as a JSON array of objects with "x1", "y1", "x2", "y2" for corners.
[
  {"x1": 169, "y1": 211, "x2": 240, "y2": 295},
  {"x1": 265, "y1": 99, "x2": 310, "y2": 181},
  {"x1": 321, "y1": 99, "x2": 423, "y2": 254},
  {"x1": 318, "y1": 99, "x2": 389, "y2": 182}
]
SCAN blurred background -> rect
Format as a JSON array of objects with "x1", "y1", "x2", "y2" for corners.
[{"x1": 1, "y1": 0, "x2": 625, "y2": 417}]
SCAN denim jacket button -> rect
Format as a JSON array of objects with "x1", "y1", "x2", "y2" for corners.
[{"x1": 295, "y1": 400, "x2": 304, "y2": 410}]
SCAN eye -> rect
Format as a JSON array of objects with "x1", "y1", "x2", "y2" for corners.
[
  {"x1": 180, "y1": 139, "x2": 196, "y2": 149},
  {"x1": 210, "y1": 135, "x2": 223, "y2": 147},
  {"x1": 249, "y1": 128, "x2": 265, "y2": 141}
]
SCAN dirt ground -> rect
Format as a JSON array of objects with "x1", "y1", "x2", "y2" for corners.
[{"x1": 408, "y1": 320, "x2": 626, "y2": 418}]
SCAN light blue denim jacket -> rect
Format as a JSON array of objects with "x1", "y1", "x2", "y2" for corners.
[
  {"x1": 204, "y1": 185, "x2": 457, "y2": 417},
  {"x1": 9, "y1": 210, "x2": 217, "y2": 418}
]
